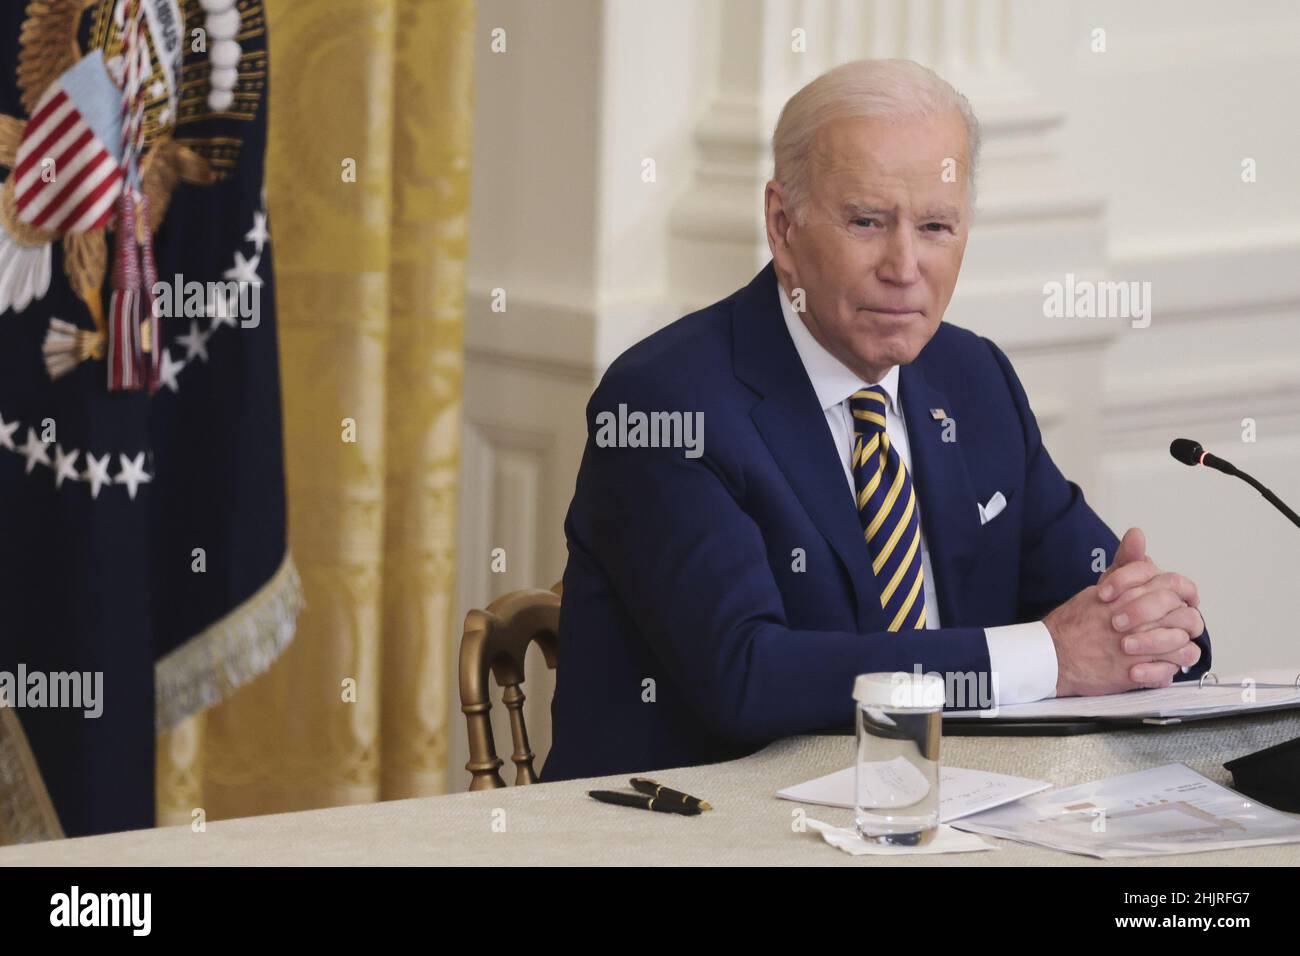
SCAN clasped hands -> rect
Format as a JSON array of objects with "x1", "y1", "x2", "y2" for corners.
[{"x1": 1045, "y1": 527, "x2": 1205, "y2": 698}]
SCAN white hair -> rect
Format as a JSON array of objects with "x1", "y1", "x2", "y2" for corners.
[{"x1": 772, "y1": 58, "x2": 981, "y2": 223}]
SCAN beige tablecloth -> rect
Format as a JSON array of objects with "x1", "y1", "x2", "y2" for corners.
[{"x1": 3, "y1": 710, "x2": 1298, "y2": 866}]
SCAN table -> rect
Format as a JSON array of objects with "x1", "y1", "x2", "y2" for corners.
[{"x1": 3, "y1": 710, "x2": 1298, "y2": 865}]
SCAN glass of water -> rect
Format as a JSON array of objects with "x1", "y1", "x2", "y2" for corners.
[{"x1": 852, "y1": 672, "x2": 944, "y2": 846}]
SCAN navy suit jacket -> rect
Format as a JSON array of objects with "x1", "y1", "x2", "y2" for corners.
[{"x1": 542, "y1": 262, "x2": 1211, "y2": 782}]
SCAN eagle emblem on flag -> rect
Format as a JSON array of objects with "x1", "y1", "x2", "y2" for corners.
[{"x1": 0, "y1": 0, "x2": 260, "y2": 375}]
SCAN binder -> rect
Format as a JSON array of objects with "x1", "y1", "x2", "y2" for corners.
[{"x1": 942, "y1": 670, "x2": 1300, "y2": 736}]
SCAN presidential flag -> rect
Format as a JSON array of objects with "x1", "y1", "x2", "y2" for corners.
[{"x1": 0, "y1": 0, "x2": 300, "y2": 842}]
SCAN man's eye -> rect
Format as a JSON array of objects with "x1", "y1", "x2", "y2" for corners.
[
  {"x1": 923, "y1": 222, "x2": 953, "y2": 233},
  {"x1": 851, "y1": 218, "x2": 878, "y2": 228}
]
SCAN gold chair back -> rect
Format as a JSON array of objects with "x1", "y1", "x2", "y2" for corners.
[{"x1": 458, "y1": 584, "x2": 561, "y2": 790}]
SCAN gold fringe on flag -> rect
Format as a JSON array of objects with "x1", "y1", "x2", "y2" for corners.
[
  {"x1": 154, "y1": 551, "x2": 305, "y2": 732},
  {"x1": 0, "y1": 706, "x2": 65, "y2": 845}
]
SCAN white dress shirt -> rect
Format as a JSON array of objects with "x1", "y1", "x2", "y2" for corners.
[{"x1": 777, "y1": 283, "x2": 1057, "y2": 706}]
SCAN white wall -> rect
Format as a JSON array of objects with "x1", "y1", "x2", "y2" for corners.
[
  {"x1": 451, "y1": 0, "x2": 1300, "y2": 791},
  {"x1": 1034, "y1": 0, "x2": 1300, "y2": 674}
]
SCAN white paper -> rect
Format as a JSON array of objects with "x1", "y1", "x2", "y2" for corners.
[
  {"x1": 945, "y1": 669, "x2": 1300, "y2": 722},
  {"x1": 856, "y1": 754, "x2": 933, "y2": 809},
  {"x1": 777, "y1": 764, "x2": 1051, "y2": 822},
  {"x1": 953, "y1": 763, "x2": 1300, "y2": 859},
  {"x1": 806, "y1": 819, "x2": 994, "y2": 856}
]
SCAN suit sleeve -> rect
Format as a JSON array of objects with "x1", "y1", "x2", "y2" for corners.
[
  {"x1": 567, "y1": 373, "x2": 996, "y2": 744},
  {"x1": 981, "y1": 337, "x2": 1211, "y2": 679}
]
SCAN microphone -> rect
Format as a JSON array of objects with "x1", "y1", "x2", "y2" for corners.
[
  {"x1": 1169, "y1": 437, "x2": 1236, "y2": 475},
  {"x1": 1172, "y1": 438, "x2": 1300, "y2": 811},
  {"x1": 1170, "y1": 438, "x2": 1300, "y2": 530}
]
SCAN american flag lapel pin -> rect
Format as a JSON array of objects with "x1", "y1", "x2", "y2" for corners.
[{"x1": 929, "y1": 408, "x2": 947, "y2": 420}]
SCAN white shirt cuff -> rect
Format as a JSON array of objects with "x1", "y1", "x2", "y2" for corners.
[{"x1": 984, "y1": 621, "x2": 1058, "y2": 706}]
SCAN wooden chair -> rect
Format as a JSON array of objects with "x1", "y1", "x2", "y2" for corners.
[{"x1": 458, "y1": 584, "x2": 561, "y2": 790}]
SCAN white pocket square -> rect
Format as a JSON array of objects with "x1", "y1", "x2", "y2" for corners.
[{"x1": 978, "y1": 491, "x2": 1007, "y2": 525}]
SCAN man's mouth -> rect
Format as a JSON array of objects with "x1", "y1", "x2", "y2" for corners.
[{"x1": 861, "y1": 306, "x2": 923, "y2": 316}]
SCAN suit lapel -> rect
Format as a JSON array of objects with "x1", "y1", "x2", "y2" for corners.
[
  {"x1": 733, "y1": 263, "x2": 884, "y2": 631},
  {"x1": 898, "y1": 361, "x2": 982, "y2": 625}
]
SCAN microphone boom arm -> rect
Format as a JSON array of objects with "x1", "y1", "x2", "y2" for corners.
[
  {"x1": 1171, "y1": 438, "x2": 1300, "y2": 531},
  {"x1": 1235, "y1": 468, "x2": 1300, "y2": 530}
]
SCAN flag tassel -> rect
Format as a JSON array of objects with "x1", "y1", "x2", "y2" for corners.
[
  {"x1": 106, "y1": 189, "x2": 145, "y2": 391},
  {"x1": 137, "y1": 194, "x2": 161, "y2": 394}
]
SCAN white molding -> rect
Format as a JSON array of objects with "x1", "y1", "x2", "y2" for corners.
[
  {"x1": 1101, "y1": 363, "x2": 1300, "y2": 448},
  {"x1": 1096, "y1": 230, "x2": 1300, "y2": 446},
  {"x1": 1109, "y1": 230, "x2": 1300, "y2": 324},
  {"x1": 464, "y1": 289, "x2": 597, "y2": 381},
  {"x1": 466, "y1": 288, "x2": 691, "y2": 380}
]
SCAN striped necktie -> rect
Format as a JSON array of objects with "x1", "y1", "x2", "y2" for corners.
[{"x1": 849, "y1": 387, "x2": 927, "y2": 631}]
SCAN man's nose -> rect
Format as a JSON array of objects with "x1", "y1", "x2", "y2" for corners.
[{"x1": 877, "y1": 226, "x2": 921, "y2": 285}]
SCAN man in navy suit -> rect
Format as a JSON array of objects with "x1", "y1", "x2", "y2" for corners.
[{"x1": 543, "y1": 59, "x2": 1209, "y2": 782}]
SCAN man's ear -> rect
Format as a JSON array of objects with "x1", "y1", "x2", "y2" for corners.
[{"x1": 764, "y1": 181, "x2": 795, "y2": 270}]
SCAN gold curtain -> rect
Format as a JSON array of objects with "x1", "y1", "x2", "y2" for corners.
[{"x1": 156, "y1": 0, "x2": 475, "y2": 822}]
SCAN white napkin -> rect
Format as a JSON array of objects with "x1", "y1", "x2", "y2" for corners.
[{"x1": 805, "y1": 818, "x2": 994, "y2": 856}]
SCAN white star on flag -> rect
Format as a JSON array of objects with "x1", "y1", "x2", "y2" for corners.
[
  {"x1": 53, "y1": 444, "x2": 80, "y2": 488},
  {"x1": 18, "y1": 428, "x2": 51, "y2": 474},
  {"x1": 115, "y1": 452, "x2": 152, "y2": 500},
  {"x1": 82, "y1": 452, "x2": 111, "y2": 499},
  {"x1": 177, "y1": 320, "x2": 210, "y2": 362},
  {"x1": 158, "y1": 349, "x2": 185, "y2": 392},
  {"x1": 207, "y1": 284, "x2": 239, "y2": 330},
  {"x1": 0, "y1": 413, "x2": 19, "y2": 452},
  {"x1": 245, "y1": 210, "x2": 270, "y2": 253},
  {"x1": 224, "y1": 250, "x2": 263, "y2": 287}
]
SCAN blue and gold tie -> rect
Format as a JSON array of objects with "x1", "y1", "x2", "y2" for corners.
[{"x1": 849, "y1": 388, "x2": 926, "y2": 631}]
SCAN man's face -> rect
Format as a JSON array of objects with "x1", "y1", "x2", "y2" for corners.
[{"x1": 767, "y1": 110, "x2": 971, "y2": 383}]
